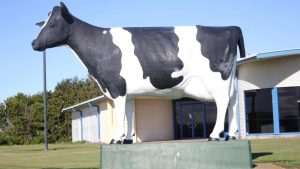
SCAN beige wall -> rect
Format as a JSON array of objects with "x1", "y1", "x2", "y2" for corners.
[
  {"x1": 135, "y1": 99, "x2": 174, "y2": 142},
  {"x1": 237, "y1": 55, "x2": 300, "y2": 138},
  {"x1": 99, "y1": 98, "x2": 174, "y2": 143},
  {"x1": 99, "y1": 100, "x2": 115, "y2": 144}
]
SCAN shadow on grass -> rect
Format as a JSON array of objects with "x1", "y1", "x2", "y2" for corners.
[{"x1": 252, "y1": 152, "x2": 273, "y2": 160}]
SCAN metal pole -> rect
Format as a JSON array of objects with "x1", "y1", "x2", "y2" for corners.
[{"x1": 43, "y1": 50, "x2": 48, "y2": 151}]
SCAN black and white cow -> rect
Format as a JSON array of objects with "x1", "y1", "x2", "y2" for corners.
[{"x1": 32, "y1": 2, "x2": 245, "y2": 144}]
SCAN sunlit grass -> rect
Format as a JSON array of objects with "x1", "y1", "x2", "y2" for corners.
[
  {"x1": 250, "y1": 138, "x2": 300, "y2": 168},
  {"x1": 0, "y1": 138, "x2": 299, "y2": 169},
  {"x1": 0, "y1": 143, "x2": 99, "y2": 169}
]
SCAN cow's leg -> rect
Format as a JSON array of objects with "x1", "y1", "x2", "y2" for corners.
[
  {"x1": 122, "y1": 99, "x2": 134, "y2": 144},
  {"x1": 226, "y1": 92, "x2": 238, "y2": 141},
  {"x1": 209, "y1": 93, "x2": 229, "y2": 141},
  {"x1": 110, "y1": 96, "x2": 126, "y2": 144}
]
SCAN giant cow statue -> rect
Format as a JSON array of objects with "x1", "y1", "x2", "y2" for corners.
[{"x1": 32, "y1": 2, "x2": 245, "y2": 144}]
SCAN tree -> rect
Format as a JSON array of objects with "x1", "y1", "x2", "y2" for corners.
[
  {"x1": 0, "y1": 76, "x2": 101, "y2": 145},
  {"x1": 1, "y1": 93, "x2": 44, "y2": 144},
  {"x1": 0, "y1": 103, "x2": 7, "y2": 132}
]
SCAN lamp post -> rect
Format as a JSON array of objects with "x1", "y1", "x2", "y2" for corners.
[
  {"x1": 35, "y1": 21, "x2": 48, "y2": 151},
  {"x1": 43, "y1": 50, "x2": 48, "y2": 151}
]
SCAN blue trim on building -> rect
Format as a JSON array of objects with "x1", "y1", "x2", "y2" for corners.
[
  {"x1": 203, "y1": 103, "x2": 207, "y2": 138},
  {"x1": 272, "y1": 88, "x2": 280, "y2": 135},
  {"x1": 246, "y1": 133, "x2": 276, "y2": 136},
  {"x1": 235, "y1": 77, "x2": 241, "y2": 138},
  {"x1": 246, "y1": 132, "x2": 300, "y2": 137},
  {"x1": 237, "y1": 49, "x2": 300, "y2": 65},
  {"x1": 172, "y1": 101, "x2": 177, "y2": 139},
  {"x1": 257, "y1": 49, "x2": 300, "y2": 59},
  {"x1": 278, "y1": 132, "x2": 300, "y2": 135}
]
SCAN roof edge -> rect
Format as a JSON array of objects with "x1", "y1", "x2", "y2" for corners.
[
  {"x1": 238, "y1": 48, "x2": 300, "y2": 65},
  {"x1": 61, "y1": 95, "x2": 108, "y2": 112}
]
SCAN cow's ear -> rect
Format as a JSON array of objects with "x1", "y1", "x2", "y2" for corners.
[
  {"x1": 60, "y1": 2, "x2": 73, "y2": 23},
  {"x1": 36, "y1": 21, "x2": 45, "y2": 28}
]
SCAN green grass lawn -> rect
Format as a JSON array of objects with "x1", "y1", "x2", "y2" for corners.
[
  {"x1": 251, "y1": 138, "x2": 300, "y2": 168},
  {"x1": 0, "y1": 138, "x2": 299, "y2": 169},
  {"x1": 0, "y1": 143, "x2": 99, "y2": 169}
]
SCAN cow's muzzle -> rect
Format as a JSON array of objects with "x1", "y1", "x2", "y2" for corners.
[{"x1": 31, "y1": 39, "x2": 44, "y2": 51}]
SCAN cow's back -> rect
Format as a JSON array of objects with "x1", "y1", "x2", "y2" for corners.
[{"x1": 123, "y1": 27, "x2": 184, "y2": 89}]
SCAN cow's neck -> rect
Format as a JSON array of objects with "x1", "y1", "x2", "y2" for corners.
[
  {"x1": 66, "y1": 17, "x2": 107, "y2": 68},
  {"x1": 65, "y1": 17, "x2": 126, "y2": 98}
]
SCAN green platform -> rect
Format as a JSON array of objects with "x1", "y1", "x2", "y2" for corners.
[{"x1": 100, "y1": 140, "x2": 252, "y2": 169}]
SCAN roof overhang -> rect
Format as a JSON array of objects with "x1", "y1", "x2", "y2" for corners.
[
  {"x1": 61, "y1": 95, "x2": 109, "y2": 112},
  {"x1": 237, "y1": 49, "x2": 300, "y2": 66}
]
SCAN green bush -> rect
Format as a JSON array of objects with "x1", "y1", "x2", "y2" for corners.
[
  {"x1": 0, "y1": 76, "x2": 101, "y2": 145},
  {"x1": 0, "y1": 133, "x2": 9, "y2": 145}
]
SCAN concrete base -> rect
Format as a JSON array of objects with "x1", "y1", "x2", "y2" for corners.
[{"x1": 100, "y1": 140, "x2": 252, "y2": 169}]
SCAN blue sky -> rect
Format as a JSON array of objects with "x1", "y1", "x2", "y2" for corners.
[{"x1": 0, "y1": 0, "x2": 299, "y2": 102}]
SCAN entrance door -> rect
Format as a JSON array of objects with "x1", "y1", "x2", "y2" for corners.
[
  {"x1": 179, "y1": 102, "x2": 205, "y2": 139},
  {"x1": 174, "y1": 99, "x2": 228, "y2": 140}
]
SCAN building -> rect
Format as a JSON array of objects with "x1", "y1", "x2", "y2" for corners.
[
  {"x1": 62, "y1": 49, "x2": 300, "y2": 143},
  {"x1": 237, "y1": 49, "x2": 300, "y2": 139}
]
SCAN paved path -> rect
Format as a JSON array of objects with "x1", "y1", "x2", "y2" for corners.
[{"x1": 254, "y1": 163, "x2": 285, "y2": 169}]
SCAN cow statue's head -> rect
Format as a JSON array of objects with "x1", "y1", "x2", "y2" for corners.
[{"x1": 32, "y1": 2, "x2": 73, "y2": 51}]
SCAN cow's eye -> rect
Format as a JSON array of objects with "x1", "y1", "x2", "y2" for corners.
[{"x1": 49, "y1": 23, "x2": 55, "y2": 28}]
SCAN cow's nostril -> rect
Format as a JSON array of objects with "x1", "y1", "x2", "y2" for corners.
[{"x1": 31, "y1": 40, "x2": 36, "y2": 47}]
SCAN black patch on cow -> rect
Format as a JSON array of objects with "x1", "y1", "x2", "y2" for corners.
[
  {"x1": 67, "y1": 19, "x2": 126, "y2": 99},
  {"x1": 124, "y1": 27, "x2": 184, "y2": 89},
  {"x1": 196, "y1": 26, "x2": 243, "y2": 80}
]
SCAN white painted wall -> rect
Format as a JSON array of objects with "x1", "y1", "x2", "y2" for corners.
[
  {"x1": 72, "y1": 106, "x2": 100, "y2": 143},
  {"x1": 72, "y1": 111, "x2": 81, "y2": 142}
]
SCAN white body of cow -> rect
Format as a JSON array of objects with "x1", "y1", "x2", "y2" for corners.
[{"x1": 98, "y1": 27, "x2": 238, "y2": 141}]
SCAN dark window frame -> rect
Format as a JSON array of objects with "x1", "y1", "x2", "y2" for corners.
[
  {"x1": 244, "y1": 88, "x2": 274, "y2": 134},
  {"x1": 277, "y1": 86, "x2": 300, "y2": 133},
  {"x1": 244, "y1": 86, "x2": 300, "y2": 136}
]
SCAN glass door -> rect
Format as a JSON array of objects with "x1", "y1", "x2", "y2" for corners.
[
  {"x1": 181, "y1": 104, "x2": 193, "y2": 138},
  {"x1": 193, "y1": 103, "x2": 205, "y2": 138},
  {"x1": 179, "y1": 102, "x2": 205, "y2": 139}
]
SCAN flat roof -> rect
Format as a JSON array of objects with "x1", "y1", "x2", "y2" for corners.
[
  {"x1": 237, "y1": 49, "x2": 300, "y2": 65},
  {"x1": 61, "y1": 95, "x2": 108, "y2": 112}
]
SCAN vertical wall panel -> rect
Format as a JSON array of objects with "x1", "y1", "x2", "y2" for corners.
[{"x1": 135, "y1": 99, "x2": 173, "y2": 142}]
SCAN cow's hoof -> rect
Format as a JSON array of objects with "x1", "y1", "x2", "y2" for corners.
[
  {"x1": 208, "y1": 137, "x2": 219, "y2": 141},
  {"x1": 225, "y1": 135, "x2": 236, "y2": 141},
  {"x1": 110, "y1": 139, "x2": 121, "y2": 144},
  {"x1": 122, "y1": 139, "x2": 133, "y2": 144}
]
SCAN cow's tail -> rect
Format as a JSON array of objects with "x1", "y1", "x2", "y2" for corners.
[{"x1": 236, "y1": 27, "x2": 246, "y2": 58}]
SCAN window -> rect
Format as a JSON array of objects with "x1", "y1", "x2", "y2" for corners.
[
  {"x1": 245, "y1": 89, "x2": 273, "y2": 134},
  {"x1": 278, "y1": 87, "x2": 300, "y2": 132}
]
